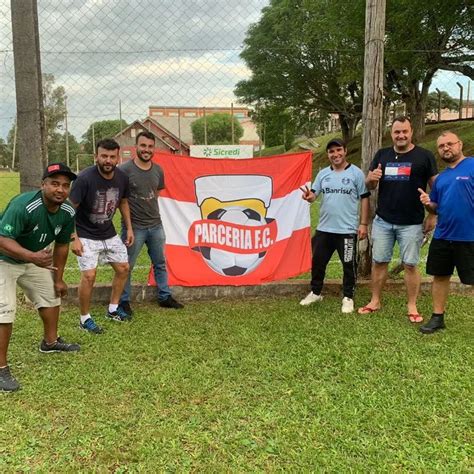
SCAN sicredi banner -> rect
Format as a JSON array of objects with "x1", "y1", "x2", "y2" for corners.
[
  {"x1": 190, "y1": 145, "x2": 254, "y2": 159},
  {"x1": 149, "y1": 151, "x2": 312, "y2": 286}
]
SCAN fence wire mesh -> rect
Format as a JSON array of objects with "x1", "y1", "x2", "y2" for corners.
[
  {"x1": 0, "y1": 0, "x2": 268, "y2": 189},
  {"x1": 2, "y1": 2, "x2": 473, "y2": 170},
  {"x1": 0, "y1": 1, "x2": 472, "y2": 283}
]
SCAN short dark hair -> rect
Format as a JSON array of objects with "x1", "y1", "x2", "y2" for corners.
[
  {"x1": 136, "y1": 130, "x2": 156, "y2": 144},
  {"x1": 392, "y1": 115, "x2": 412, "y2": 128},
  {"x1": 95, "y1": 138, "x2": 120, "y2": 154}
]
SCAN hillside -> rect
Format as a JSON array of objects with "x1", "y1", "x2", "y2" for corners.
[{"x1": 290, "y1": 119, "x2": 474, "y2": 177}]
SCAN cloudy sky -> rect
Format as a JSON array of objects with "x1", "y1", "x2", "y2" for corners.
[
  {"x1": 0, "y1": 0, "x2": 267, "y2": 139},
  {"x1": 0, "y1": 0, "x2": 470, "y2": 140}
]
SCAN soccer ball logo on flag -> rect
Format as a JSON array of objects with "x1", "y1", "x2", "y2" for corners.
[{"x1": 188, "y1": 175, "x2": 278, "y2": 276}]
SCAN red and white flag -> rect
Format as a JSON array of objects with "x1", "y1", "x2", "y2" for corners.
[{"x1": 149, "y1": 151, "x2": 312, "y2": 286}]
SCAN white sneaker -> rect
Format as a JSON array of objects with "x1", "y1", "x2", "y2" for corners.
[
  {"x1": 341, "y1": 297, "x2": 354, "y2": 313},
  {"x1": 299, "y1": 291, "x2": 323, "y2": 306}
]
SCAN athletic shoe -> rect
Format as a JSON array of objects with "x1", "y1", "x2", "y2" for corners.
[
  {"x1": 0, "y1": 366, "x2": 20, "y2": 392},
  {"x1": 341, "y1": 297, "x2": 354, "y2": 313},
  {"x1": 420, "y1": 315, "x2": 446, "y2": 334},
  {"x1": 159, "y1": 296, "x2": 184, "y2": 309},
  {"x1": 119, "y1": 301, "x2": 133, "y2": 317},
  {"x1": 80, "y1": 317, "x2": 104, "y2": 334},
  {"x1": 299, "y1": 291, "x2": 323, "y2": 306},
  {"x1": 39, "y1": 337, "x2": 80, "y2": 353},
  {"x1": 106, "y1": 306, "x2": 131, "y2": 322}
]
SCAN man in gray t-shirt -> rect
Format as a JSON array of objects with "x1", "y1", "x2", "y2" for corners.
[
  {"x1": 300, "y1": 139, "x2": 370, "y2": 313},
  {"x1": 119, "y1": 131, "x2": 183, "y2": 315}
]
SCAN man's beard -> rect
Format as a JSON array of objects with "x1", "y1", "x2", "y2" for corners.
[
  {"x1": 137, "y1": 152, "x2": 151, "y2": 162},
  {"x1": 441, "y1": 154, "x2": 458, "y2": 164},
  {"x1": 98, "y1": 162, "x2": 116, "y2": 174}
]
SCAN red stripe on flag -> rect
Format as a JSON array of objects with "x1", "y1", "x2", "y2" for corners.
[
  {"x1": 148, "y1": 226, "x2": 311, "y2": 287},
  {"x1": 153, "y1": 151, "x2": 312, "y2": 202}
]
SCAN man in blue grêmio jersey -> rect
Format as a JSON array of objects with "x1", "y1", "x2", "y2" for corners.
[{"x1": 300, "y1": 138, "x2": 370, "y2": 313}]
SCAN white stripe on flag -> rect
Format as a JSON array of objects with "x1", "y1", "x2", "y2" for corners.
[{"x1": 159, "y1": 188, "x2": 310, "y2": 246}]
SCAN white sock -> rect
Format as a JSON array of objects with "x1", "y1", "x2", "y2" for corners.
[
  {"x1": 108, "y1": 304, "x2": 118, "y2": 313},
  {"x1": 80, "y1": 314, "x2": 91, "y2": 324}
]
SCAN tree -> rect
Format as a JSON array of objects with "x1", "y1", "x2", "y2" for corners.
[
  {"x1": 250, "y1": 106, "x2": 296, "y2": 149},
  {"x1": 235, "y1": 0, "x2": 366, "y2": 143},
  {"x1": 236, "y1": 0, "x2": 473, "y2": 142},
  {"x1": 82, "y1": 119, "x2": 128, "y2": 154},
  {"x1": 426, "y1": 91, "x2": 459, "y2": 115},
  {"x1": 384, "y1": 0, "x2": 473, "y2": 139},
  {"x1": 48, "y1": 131, "x2": 81, "y2": 164},
  {"x1": 42, "y1": 73, "x2": 67, "y2": 158},
  {"x1": 0, "y1": 138, "x2": 11, "y2": 168},
  {"x1": 250, "y1": 105, "x2": 323, "y2": 150},
  {"x1": 191, "y1": 113, "x2": 243, "y2": 145},
  {"x1": 4, "y1": 74, "x2": 78, "y2": 168}
]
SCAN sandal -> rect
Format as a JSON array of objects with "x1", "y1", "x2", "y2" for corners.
[
  {"x1": 358, "y1": 305, "x2": 380, "y2": 315},
  {"x1": 408, "y1": 313, "x2": 423, "y2": 323}
]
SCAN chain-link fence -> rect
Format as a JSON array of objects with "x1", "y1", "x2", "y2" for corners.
[
  {"x1": 0, "y1": 1, "x2": 472, "y2": 284},
  {"x1": 2, "y1": 1, "x2": 473, "y2": 174},
  {"x1": 1, "y1": 0, "x2": 269, "y2": 283}
]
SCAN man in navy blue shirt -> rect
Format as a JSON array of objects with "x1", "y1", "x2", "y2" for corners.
[
  {"x1": 418, "y1": 131, "x2": 473, "y2": 333},
  {"x1": 360, "y1": 116, "x2": 438, "y2": 323}
]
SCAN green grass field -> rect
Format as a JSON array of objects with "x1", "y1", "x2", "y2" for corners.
[
  {"x1": 1, "y1": 123, "x2": 472, "y2": 470},
  {"x1": 1, "y1": 293, "x2": 472, "y2": 471}
]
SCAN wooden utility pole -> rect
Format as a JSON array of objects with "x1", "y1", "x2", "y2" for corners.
[
  {"x1": 11, "y1": 0, "x2": 47, "y2": 191},
  {"x1": 92, "y1": 123, "x2": 96, "y2": 153},
  {"x1": 456, "y1": 82, "x2": 463, "y2": 119},
  {"x1": 11, "y1": 116, "x2": 17, "y2": 169},
  {"x1": 65, "y1": 96, "x2": 70, "y2": 166},
  {"x1": 231, "y1": 102, "x2": 235, "y2": 145},
  {"x1": 203, "y1": 106, "x2": 207, "y2": 145},
  {"x1": 435, "y1": 88, "x2": 442, "y2": 122},
  {"x1": 467, "y1": 81, "x2": 471, "y2": 118},
  {"x1": 359, "y1": 0, "x2": 386, "y2": 276}
]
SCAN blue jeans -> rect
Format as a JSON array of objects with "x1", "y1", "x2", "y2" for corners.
[
  {"x1": 120, "y1": 224, "x2": 171, "y2": 303},
  {"x1": 371, "y1": 215, "x2": 424, "y2": 266}
]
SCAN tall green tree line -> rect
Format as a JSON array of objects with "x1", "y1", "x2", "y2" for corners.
[{"x1": 236, "y1": 0, "x2": 473, "y2": 143}]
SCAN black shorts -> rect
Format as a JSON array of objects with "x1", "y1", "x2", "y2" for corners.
[{"x1": 426, "y1": 239, "x2": 474, "y2": 285}]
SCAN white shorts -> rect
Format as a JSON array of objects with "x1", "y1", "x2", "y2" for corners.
[
  {"x1": 77, "y1": 235, "x2": 128, "y2": 271},
  {"x1": 0, "y1": 260, "x2": 60, "y2": 323}
]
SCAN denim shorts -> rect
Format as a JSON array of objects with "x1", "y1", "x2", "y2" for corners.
[{"x1": 371, "y1": 215, "x2": 424, "y2": 266}]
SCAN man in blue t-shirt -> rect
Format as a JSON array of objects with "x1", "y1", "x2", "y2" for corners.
[
  {"x1": 300, "y1": 139, "x2": 370, "y2": 313},
  {"x1": 418, "y1": 131, "x2": 473, "y2": 333}
]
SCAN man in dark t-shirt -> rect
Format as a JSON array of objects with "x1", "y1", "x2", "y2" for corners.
[
  {"x1": 118, "y1": 131, "x2": 183, "y2": 316},
  {"x1": 0, "y1": 163, "x2": 80, "y2": 392},
  {"x1": 358, "y1": 116, "x2": 438, "y2": 323},
  {"x1": 69, "y1": 139, "x2": 134, "y2": 334}
]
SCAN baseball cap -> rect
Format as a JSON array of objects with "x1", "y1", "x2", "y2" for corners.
[
  {"x1": 42, "y1": 162, "x2": 77, "y2": 181},
  {"x1": 326, "y1": 138, "x2": 346, "y2": 151}
]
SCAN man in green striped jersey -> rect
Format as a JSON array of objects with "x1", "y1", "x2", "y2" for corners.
[{"x1": 0, "y1": 163, "x2": 80, "y2": 392}]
